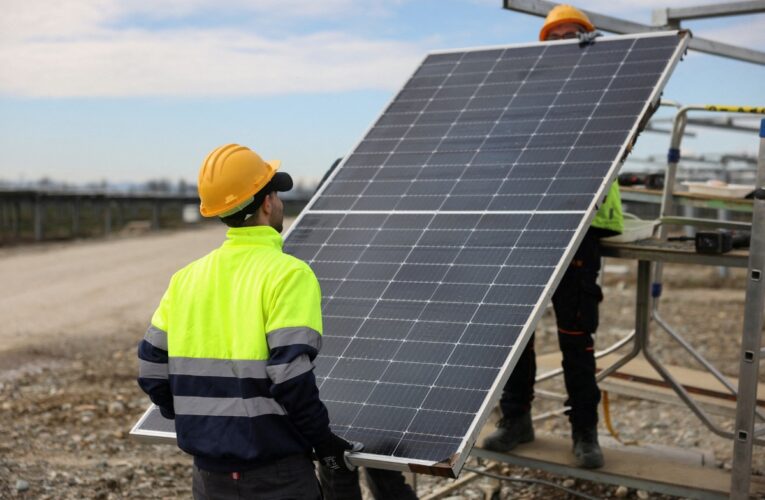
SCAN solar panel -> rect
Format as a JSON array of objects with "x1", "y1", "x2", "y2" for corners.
[{"x1": 131, "y1": 31, "x2": 688, "y2": 477}]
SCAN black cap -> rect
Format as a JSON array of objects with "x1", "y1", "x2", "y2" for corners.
[
  {"x1": 268, "y1": 171, "x2": 293, "y2": 193},
  {"x1": 220, "y1": 171, "x2": 293, "y2": 227}
]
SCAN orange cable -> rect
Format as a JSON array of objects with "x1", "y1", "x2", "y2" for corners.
[{"x1": 602, "y1": 390, "x2": 638, "y2": 446}]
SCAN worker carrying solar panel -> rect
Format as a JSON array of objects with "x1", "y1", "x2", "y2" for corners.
[
  {"x1": 137, "y1": 144, "x2": 362, "y2": 499},
  {"x1": 483, "y1": 4, "x2": 624, "y2": 470}
]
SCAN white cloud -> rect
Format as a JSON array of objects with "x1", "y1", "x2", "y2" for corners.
[
  {"x1": 0, "y1": 29, "x2": 423, "y2": 97},
  {"x1": 0, "y1": 0, "x2": 422, "y2": 97},
  {"x1": 0, "y1": 0, "x2": 373, "y2": 40}
]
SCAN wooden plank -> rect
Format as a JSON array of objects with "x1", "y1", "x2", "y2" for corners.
[
  {"x1": 537, "y1": 352, "x2": 765, "y2": 416},
  {"x1": 474, "y1": 427, "x2": 765, "y2": 498},
  {"x1": 420, "y1": 463, "x2": 499, "y2": 500}
]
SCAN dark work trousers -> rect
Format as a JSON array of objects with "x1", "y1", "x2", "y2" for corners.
[
  {"x1": 192, "y1": 454, "x2": 322, "y2": 500},
  {"x1": 500, "y1": 228, "x2": 605, "y2": 429},
  {"x1": 319, "y1": 464, "x2": 418, "y2": 500}
]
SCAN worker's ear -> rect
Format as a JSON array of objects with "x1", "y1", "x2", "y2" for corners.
[{"x1": 260, "y1": 192, "x2": 273, "y2": 216}]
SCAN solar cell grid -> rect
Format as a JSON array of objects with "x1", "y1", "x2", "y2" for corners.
[
  {"x1": 130, "y1": 32, "x2": 687, "y2": 477},
  {"x1": 285, "y1": 32, "x2": 687, "y2": 473}
]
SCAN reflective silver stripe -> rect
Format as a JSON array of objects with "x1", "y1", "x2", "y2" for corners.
[
  {"x1": 267, "y1": 354, "x2": 314, "y2": 384},
  {"x1": 173, "y1": 396, "x2": 286, "y2": 417},
  {"x1": 266, "y1": 327, "x2": 322, "y2": 351},
  {"x1": 144, "y1": 325, "x2": 168, "y2": 351},
  {"x1": 139, "y1": 360, "x2": 169, "y2": 379},
  {"x1": 169, "y1": 357, "x2": 268, "y2": 379}
]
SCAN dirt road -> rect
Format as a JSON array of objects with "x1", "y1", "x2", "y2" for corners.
[{"x1": 0, "y1": 226, "x2": 228, "y2": 371}]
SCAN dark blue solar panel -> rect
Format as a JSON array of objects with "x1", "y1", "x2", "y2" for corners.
[
  {"x1": 132, "y1": 32, "x2": 687, "y2": 476},
  {"x1": 281, "y1": 33, "x2": 686, "y2": 470}
]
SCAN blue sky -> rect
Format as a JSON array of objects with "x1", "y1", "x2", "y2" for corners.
[{"x1": 0, "y1": 0, "x2": 763, "y2": 186}]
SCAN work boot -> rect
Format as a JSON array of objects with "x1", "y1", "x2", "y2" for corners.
[
  {"x1": 482, "y1": 412, "x2": 534, "y2": 452},
  {"x1": 572, "y1": 426, "x2": 604, "y2": 469}
]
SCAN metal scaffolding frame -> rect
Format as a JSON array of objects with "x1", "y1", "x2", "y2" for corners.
[
  {"x1": 472, "y1": 113, "x2": 765, "y2": 498},
  {"x1": 730, "y1": 119, "x2": 765, "y2": 499}
]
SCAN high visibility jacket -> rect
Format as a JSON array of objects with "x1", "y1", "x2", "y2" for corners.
[
  {"x1": 137, "y1": 225, "x2": 332, "y2": 472},
  {"x1": 591, "y1": 181, "x2": 623, "y2": 235}
]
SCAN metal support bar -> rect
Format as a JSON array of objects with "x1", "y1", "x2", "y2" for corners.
[
  {"x1": 103, "y1": 200, "x2": 112, "y2": 236},
  {"x1": 71, "y1": 199, "x2": 80, "y2": 238},
  {"x1": 660, "y1": 216, "x2": 751, "y2": 231},
  {"x1": 12, "y1": 201, "x2": 20, "y2": 239},
  {"x1": 650, "y1": 108, "x2": 688, "y2": 303},
  {"x1": 504, "y1": 0, "x2": 660, "y2": 33},
  {"x1": 642, "y1": 318, "x2": 734, "y2": 440},
  {"x1": 33, "y1": 195, "x2": 43, "y2": 242},
  {"x1": 730, "y1": 120, "x2": 765, "y2": 499},
  {"x1": 686, "y1": 38, "x2": 765, "y2": 66},
  {"x1": 680, "y1": 117, "x2": 763, "y2": 133},
  {"x1": 595, "y1": 261, "x2": 653, "y2": 382},
  {"x1": 654, "y1": 1, "x2": 765, "y2": 24},
  {"x1": 151, "y1": 202, "x2": 160, "y2": 230},
  {"x1": 502, "y1": 0, "x2": 765, "y2": 65},
  {"x1": 653, "y1": 311, "x2": 765, "y2": 424}
]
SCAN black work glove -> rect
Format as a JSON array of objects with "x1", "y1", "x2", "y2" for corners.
[
  {"x1": 314, "y1": 433, "x2": 364, "y2": 472},
  {"x1": 578, "y1": 30, "x2": 602, "y2": 47}
]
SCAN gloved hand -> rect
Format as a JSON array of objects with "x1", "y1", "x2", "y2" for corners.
[
  {"x1": 578, "y1": 30, "x2": 603, "y2": 47},
  {"x1": 315, "y1": 433, "x2": 364, "y2": 472}
]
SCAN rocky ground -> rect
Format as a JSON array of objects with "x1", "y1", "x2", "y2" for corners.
[{"x1": 0, "y1": 229, "x2": 762, "y2": 499}]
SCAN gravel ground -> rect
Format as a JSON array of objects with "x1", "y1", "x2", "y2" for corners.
[{"x1": 0, "y1": 237, "x2": 762, "y2": 499}]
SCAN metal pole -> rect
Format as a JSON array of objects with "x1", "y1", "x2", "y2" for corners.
[
  {"x1": 652, "y1": 107, "x2": 689, "y2": 311},
  {"x1": 33, "y1": 194, "x2": 44, "y2": 242},
  {"x1": 152, "y1": 201, "x2": 161, "y2": 230},
  {"x1": 593, "y1": 263, "x2": 652, "y2": 382},
  {"x1": 103, "y1": 199, "x2": 112, "y2": 237},
  {"x1": 12, "y1": 200, "x2": 20, "y2": 240},
  {"x1": 654, "y1": 1, "x2": 765, "y2": 25},
  {"x1": 116, "y1": 201, "x2": 124, "y2": 230},
  {"x1": 730, "y1": 119, "x2": 765, "y2": 499},
  {"x1": 71, "y1": 198, "x2": 80, "y2": 238}
]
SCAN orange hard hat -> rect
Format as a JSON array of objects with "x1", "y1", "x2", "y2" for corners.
[
  {"x1": 539, "y1": 4, "x2": 595, "y2": 41},
  {"x1": 197, "y1": 144, "x2": 282, "y2": 217}
]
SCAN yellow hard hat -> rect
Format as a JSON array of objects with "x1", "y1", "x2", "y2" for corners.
[
  {"x1": 197, "y1": 143, "x2": 283, "y2": 217},
  {"x1": 539, "y1": 4, "x2": 595, "y2": 41}
]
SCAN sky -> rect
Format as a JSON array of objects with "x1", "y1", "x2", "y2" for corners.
[{"x1": 0, "y1": 0, "x2": 763, "y2": 186}]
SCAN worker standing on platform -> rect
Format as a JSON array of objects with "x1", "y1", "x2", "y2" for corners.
[
  {"x1": 137, "y1": 144, "x2": 361, "y2": 499},
  {"x1": 483, "y1": 5, "x2": 624, "y2": 469}
]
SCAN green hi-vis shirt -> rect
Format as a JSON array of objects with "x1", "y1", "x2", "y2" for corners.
[
  {"x1": 153, "y1": 225, "x2": 323, "y2": 360},
  {"x1": 591, "y1": 181, "x2": 624, "y2": 235}
]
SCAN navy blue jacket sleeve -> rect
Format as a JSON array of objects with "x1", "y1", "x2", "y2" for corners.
[{"x1": 137, "y1": 325, "x2": 175, "y2": 419}]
